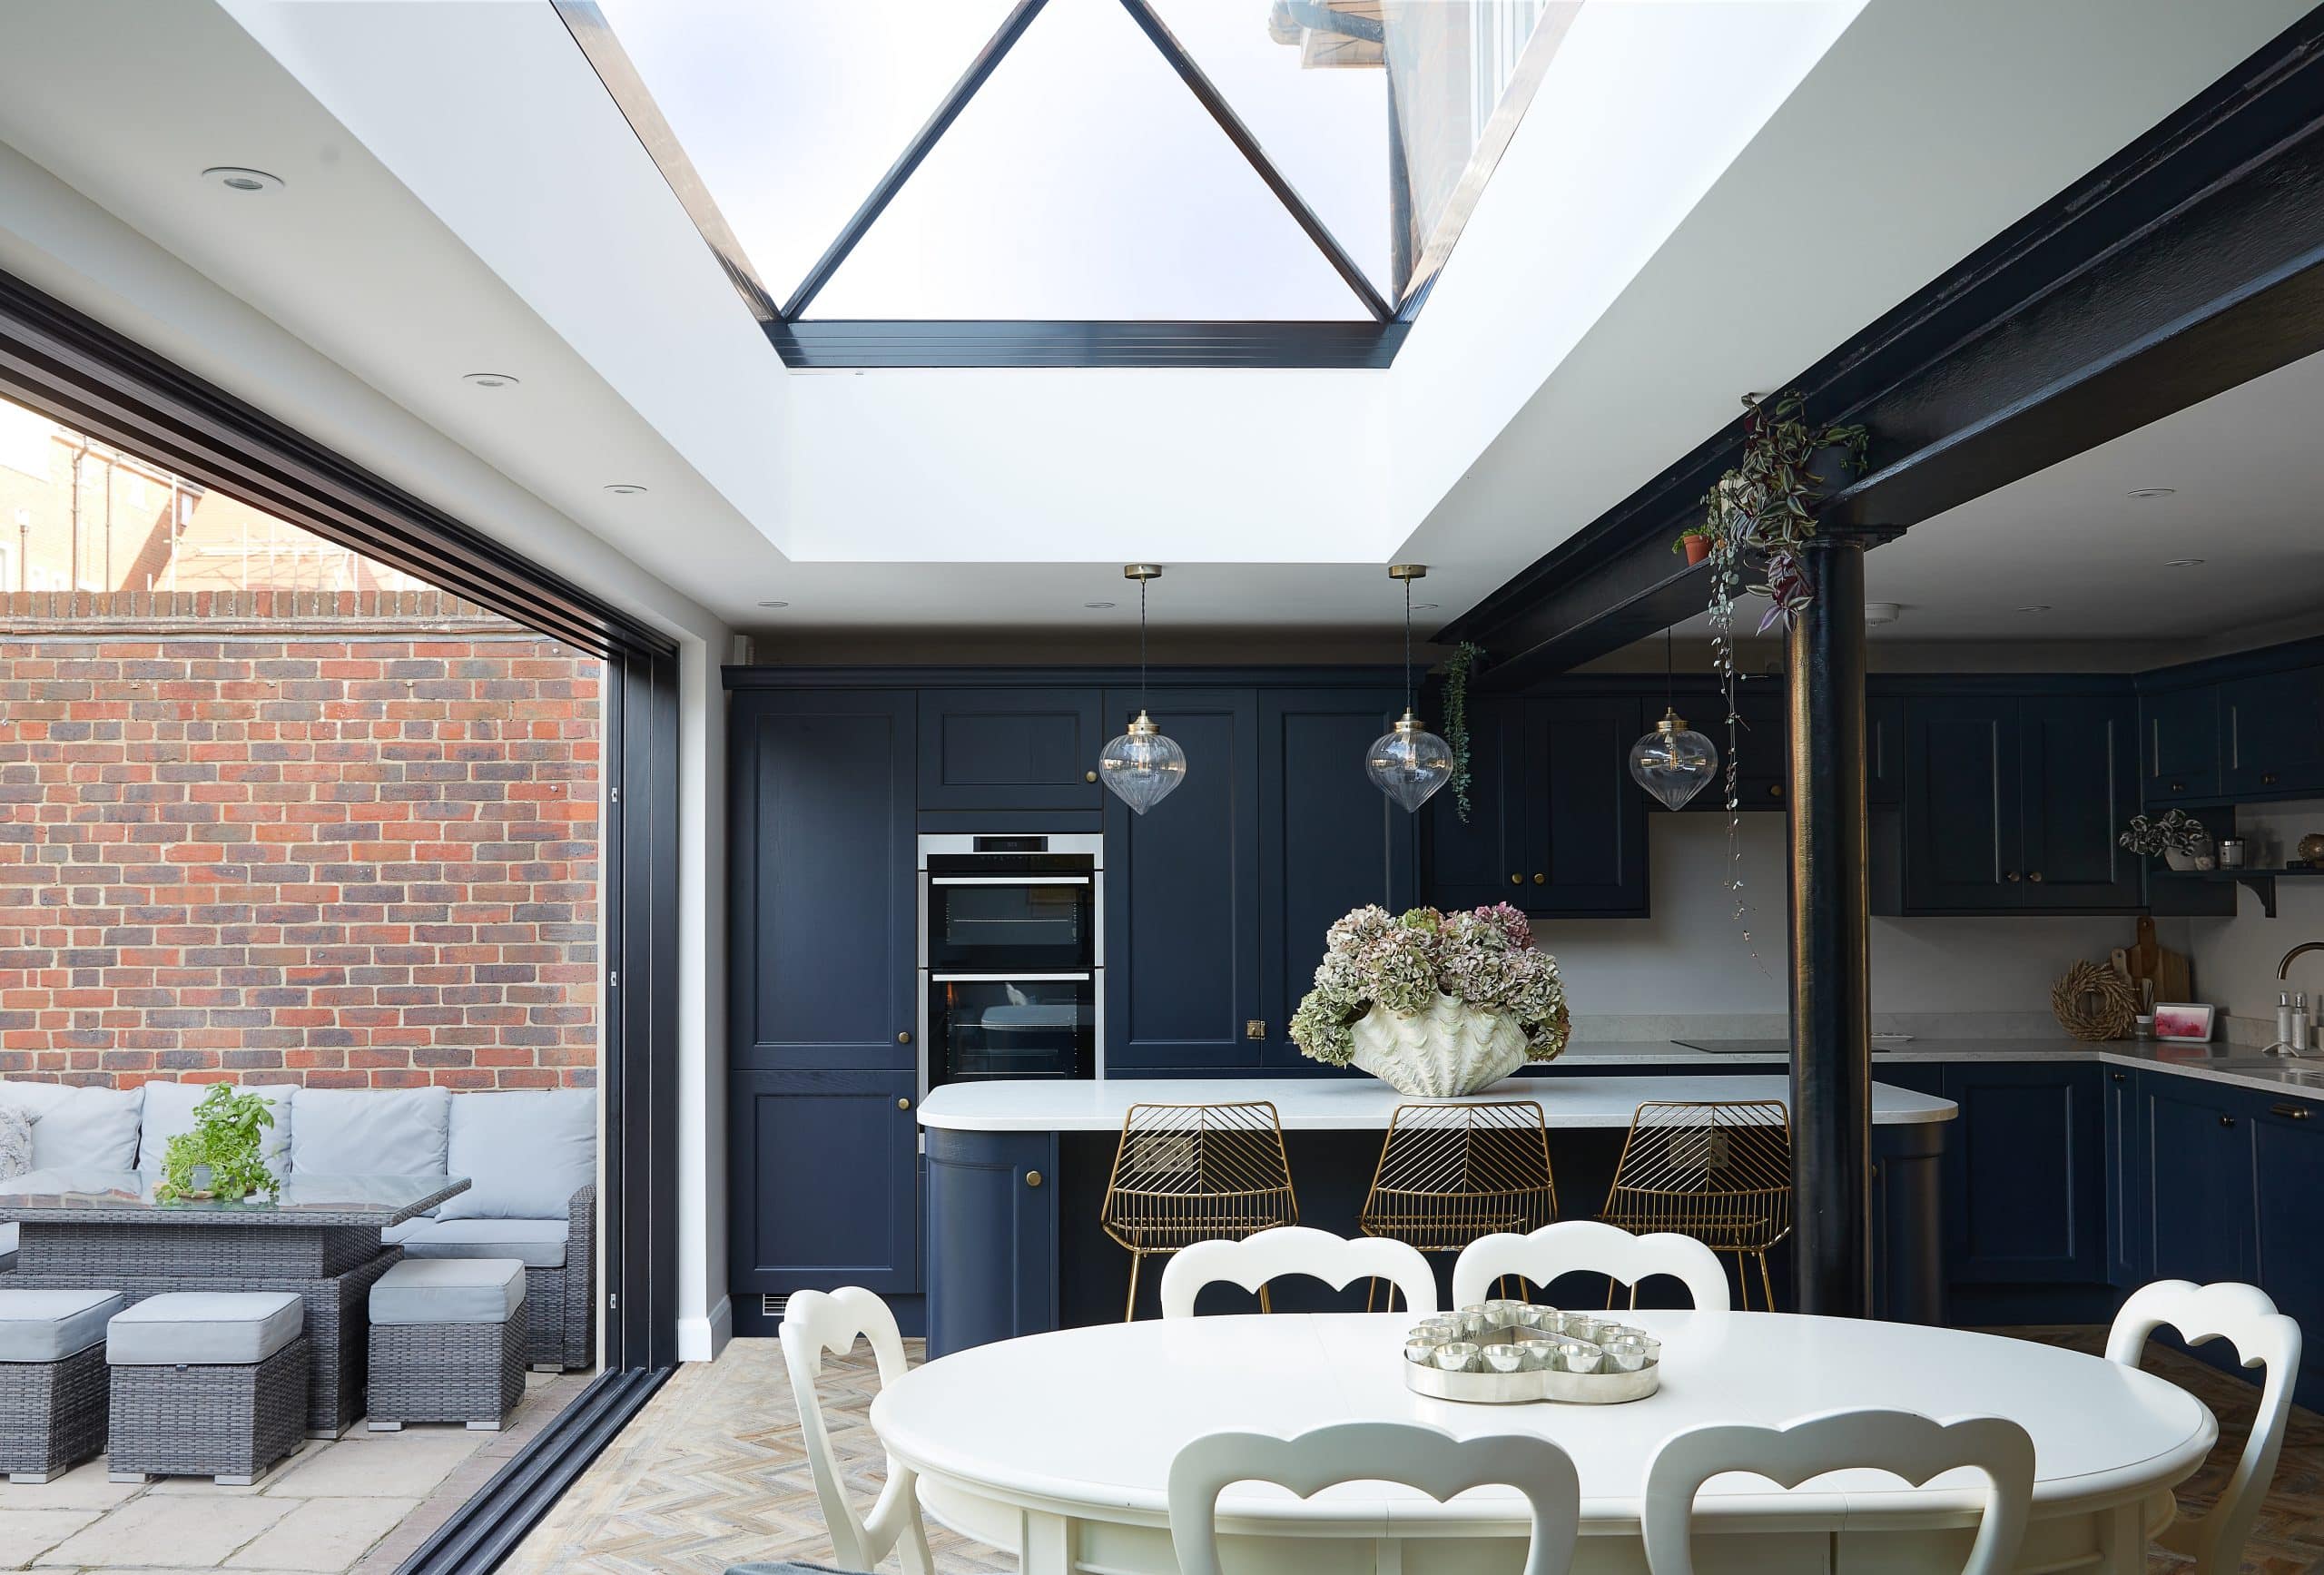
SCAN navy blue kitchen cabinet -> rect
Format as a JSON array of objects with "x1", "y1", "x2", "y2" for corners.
[
  {"x1": 1867, "y1": 694, "x2": 1905, "y2": 808},
  {"x1": 730, "y1": 689, "x2": 918, "y2": 1070},
  {"x1": 1940, "y1": 1062, "x2": 2106, "y2": 1285},
  {"x1": 2142, "y1": 684, "x2": 2220, "y2": 803},
  {"x1": 918, "y1": 687, "x2": 1105, "y2": 812},
  {"x1": 925, "y1": 1127, "x2": 1057, "y2": 1357},
  {"x1": 1103, "y1": 687, "x2": 1263, "y2": 1071},
  {"x1": 1423, "y1": 697, "x2": 1646, "y2": 915},
  {"x1": 1896, "y1": 695, "x2": 2139, "y2": 913},
  {"x1": 1257, "y1": 690, "x2": 1417, "y2": 1068},
  {"x1": 729, "y1": 1068, "x2": 921, "y2": 1299},
  {"x1": 2102, "y1": 1067, "x2": 2147, "y2": 1287},
  {"x1": 1422, "y1": 699, "x2": 1521, "y2": 911},
  {"x1": 2141, "y1": 1072, "x2": 2255, "y2": 1288},
  {"x1": 1712, "y1": 681, "x2": 1789, "y2": 812},
  {"x1": 2253, "y1": 1096, "x2": 2324, "y2": 1377},
  {"x1": 2221, "y1": 664, "x2": 2324, "y2": 799}
]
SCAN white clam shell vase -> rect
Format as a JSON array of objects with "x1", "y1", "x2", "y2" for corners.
[{"x1": 1348, "y1": 992, "x2": 1528, "y2": 1098}]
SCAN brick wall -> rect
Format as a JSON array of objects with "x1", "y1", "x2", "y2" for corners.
[{"x1": 0, "y1": 617, "x2": 600, "y2": 1089}]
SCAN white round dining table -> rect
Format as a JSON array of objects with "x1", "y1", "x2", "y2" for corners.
[{"x1": 872, "y1": 1312, "x2": 2217, "y2": 1575}]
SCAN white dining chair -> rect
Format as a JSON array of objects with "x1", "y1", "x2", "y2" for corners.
[
  {"x1": 1159, "y1": 1225, "x2": 1439, "y2": 1318},
  {"x1": 2106, "y1": 1278, "x2": 2302, "y2": 1575},
  {"x1": 1452, "y1": 1220, "x2": 1731, "y2": 1311},
  {"x1": 1642, "y1": 1409, "x2": 2035, "y2": 1575},
  {"x1": 778, "y1": 1287, "x2": 932, "y2": 1575},
  {"x1": 1170, "y1": 1421, "x2": 1581, "y2": 1575}
]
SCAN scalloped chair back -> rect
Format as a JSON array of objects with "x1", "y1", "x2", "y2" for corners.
[
  {"x1": 1452, "y1": 1219, "x2": 1730, "y2": 1311},
  {"x1": 779, "y1": 1287, "x2": 931, "y2": 1575},
  {"x1": 1159, "y1": 1226, "x2": 1438, "y2": 1318}
]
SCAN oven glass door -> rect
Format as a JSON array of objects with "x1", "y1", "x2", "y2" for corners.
[
  {"x1": 924, "y1": 870, "x2": 1094, "y2": 972},
  {"x1": 929, "y1": 975, "x2": 1094, "y2": 1084}
]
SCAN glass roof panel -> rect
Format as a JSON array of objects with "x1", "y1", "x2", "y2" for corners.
[
  {"x1": 806, "y1": 0, "x2": 1369, "y2": 320},
  {"x1": 589, "y1": 0, "x2": 1019, "y2": 310}
]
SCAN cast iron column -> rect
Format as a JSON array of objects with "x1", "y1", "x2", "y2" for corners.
[{"x1": 1787, "y1": 531, "x2": 1875, "y2": 1316}]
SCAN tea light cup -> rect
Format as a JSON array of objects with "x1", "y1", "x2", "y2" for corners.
[
  {"x1": 1559, "y1": 1314, "x2": 1609, "y2": 1342},
  {"x1": 1517, "y1": 1339, "x2": 1559, "y2": 1371},
  {"x1": 1404, "y1": 1338, "x2": 1441, "y2": 1365},
  {"x1": 1517, "y1": 1304, "x2": 1559, "y2": 1330},
  {"x1": 1555, "y1": 1339, "x2": 1605, "y2": 1374},
  {"x1": 1410, "y1": 1318, "x2": 1459, "y2": 1344},
  {"x1": 1482, "y1": 1299, "x2": 1529, "y2": 1326},
  {"x1": 1433, "y1": 1342, "x2": 1481, "y2": 1373},
  {"x1": 1452, "y1": 1310, "x2": 1492, "y2": 1339},
  {"x1": 1601, "y1": 1334, "x2": 1654, "y2": 1372},
  {"x1": 1481, "y1": 1342, "x2": 1530, "y2": 1373}
]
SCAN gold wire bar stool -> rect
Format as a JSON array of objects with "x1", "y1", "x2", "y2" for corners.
[
  {"x1": 1100, "y1": 1101, "x2": 1299, "y2": 1321},
  {"x1": 1358, "y1": 1100, "x2": 1559, "y2": 1310},
  {"x1": 1597, "y1": 1099, "x2": 1793, "y2": 1310}
]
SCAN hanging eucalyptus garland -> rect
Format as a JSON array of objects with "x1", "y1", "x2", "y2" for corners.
[{"x1": 1438, "y1": 642, "x2": 1486, "y2": 823}]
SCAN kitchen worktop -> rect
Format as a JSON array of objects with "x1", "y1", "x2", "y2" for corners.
[
  {"x1": 1661, "y1": 1036, "x2": 2324, "y2": 1100},
  {"x1": 915, "y1": 1073, "x2": 1956, "y2": 1131}
]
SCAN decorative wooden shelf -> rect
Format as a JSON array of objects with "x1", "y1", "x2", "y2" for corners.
[{"x1": 2189, "y1": 866, "x2": 2324, "y2": 919}]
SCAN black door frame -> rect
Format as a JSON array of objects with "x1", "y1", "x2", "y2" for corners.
[{"x1": 0, "y1": 265, "x2": 684, "y2": 1566}]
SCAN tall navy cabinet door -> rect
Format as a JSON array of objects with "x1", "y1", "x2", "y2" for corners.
[
  {"x1": 1258, "y1": 690, "x2": 1416, "y2": 1068},
  {"x1": 1940, "y1": 1063, "x2": 2104, "y2": 1284},
  {"x1": 1904, "y1": 698, "x2": 2023, "y2": 911},
  {"x1": 730, "y1": 1069, "x2": 920, "y2": 1295},
  {"x1": 2252, "y1": 1098, "x2": 2324, "y2": 1366},
  {"x1": 1423, "y1": 700, "x2": 1521, "y2": 910},
  {"x1": 2102, "y1": 1068, "x2": 2147, "y2": 1287},
  {"x1": 918, "y1": 688, "x2": 1104, "y2": 811},
  {"x1": 2019, "y1": 697, "x2": 2140, "y2": 910},
  {"x1": 2222, "y1": 665, "x2": 2324, "y2": 797},
  {"x1": 2142, "y1": 685, "x2": 2219, "y2": 802},
  {"x1": 2142, "y1": 1076, "x2": 2254, "y2": 1287},
  {"x1": 731, "y1": 690, "x2": 917, "y2": 1070},
  {"x1": 1103, "y1": 688, "x2": 1261, "y2": 1070},
  {"x1": 1524, "y1": 697, "x2": 1649, "y2": 915}
]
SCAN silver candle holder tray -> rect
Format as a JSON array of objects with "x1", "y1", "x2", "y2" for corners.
[{"x1": 1402, "y1": 1302, "x2": 1660, "y2": 1406}]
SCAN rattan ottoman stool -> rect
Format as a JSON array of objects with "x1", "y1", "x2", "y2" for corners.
[
  {"x1": 105, "y1": 1291, "x2": 308, "y2": 1485},
  {"x1": 0, "y1": 1289, "x2": 123, "y2": 1482},
  {"x1": 366, "y1": 1258, "x2": 527, "y2": 1432}
]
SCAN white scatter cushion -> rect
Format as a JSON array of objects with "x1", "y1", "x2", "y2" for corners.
[
  {"x1": 398, "y1": 1217, "x2": 568, "y2": 1268},
  {"x1": 15, "y1": 1084, "x2": 143, "y2": 1171},
  {"x1": 437, "y1": 1090, "x2": 596, "y2": 1221},
  {"x1": 287, "y1": 1087, "x2": 451, "y2": 1181},
  {"x1": 0, "y1": 1289, "x2": 123, "y2": 1361},
  {"x1": 0, "y1": 1104, "x2": 34, "y2": 1181},
  {"x1": 106, "y1": 1292, "x2": 303, "y2": 1366},
  {"x1": 369, "y1": 1258, "x2": 526, "y2": 1325},
  {"x1": 0, "y1": 1222, "x2": 15, "y2": 1257},
  {"x1": 134, "y1": 1082, "x2": 295, "y2": 1174}
]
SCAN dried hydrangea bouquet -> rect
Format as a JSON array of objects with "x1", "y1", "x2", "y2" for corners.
[{"x1": 1289, "y1": 904, "x2": 1571, "y2": 1097}]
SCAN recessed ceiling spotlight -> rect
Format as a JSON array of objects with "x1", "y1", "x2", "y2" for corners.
[
  {"x1": 2126, "y1": 487, "x2": 2177, "y2": 499},
  {"x1": 460, "y1": 371, "x2": 520, "y2": 389},
  {"x1": 2015, "y1": 605, "x2": 2053, "y2": 614},
  {"x1": 603, "y1": 483, "x2": 648, "y2": 496},
  {"x1": 202, "y1": 166, "x2": 282, "y2": 193},
  {"x1": 1084, "y1": 601, "x2": 1117, "y2": 610},
  {"x1": 1864, "y1": 602, "x2": 1903, "y2": 625},
  {"x1": 756, "y1": 599, "x2": 790, "y2": 609},
  {"x1": 2163, "y1": 557, "x2": 2205, "y2": 567},
  {"x1": 1411, "y1": 602, "x2": 1440, "y2": 612}
]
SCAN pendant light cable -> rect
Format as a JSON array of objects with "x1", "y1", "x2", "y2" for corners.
[
  {"x1": 1403, "y1": 574, "x2": 1414, "y2": 715},
  {"x1": 1139, "y1": 571, "x2": 1149, "y2": 711}
]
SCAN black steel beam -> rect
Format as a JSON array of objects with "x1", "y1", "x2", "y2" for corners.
[
  {"x1": 1787, "y1": 534, "x2": 1875, "y2": 1318},
  {"x1": 782, "y1": 0, "x2": 1049, "y2": 320},
  {"x1": 1116, "y1": 0, "x2": 1392, "y2": 321},
  {"x1": 1448, "y1": 8, "x2": 2324, "y2": 685}
]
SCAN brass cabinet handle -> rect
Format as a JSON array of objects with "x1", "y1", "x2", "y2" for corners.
[
  {"x1": 897, "y1": 1098, "x2": 911, "y2": 1110},
  {"x1": 1768, "y1": 783, "x2": 1785, "y2": 799},
  {"x1": 1510, "y1": 873, "x2": 1522, "y2": 885},
  {"x1": 2004, "y1": 871, "x2": 2021, "y2": 882},
  {"x1": 897, "y1": 1030, "x2": 911, "y2": 1045},
  {"x1": 1025, "y1": 1170, "x2": 1044, "y2": 1187},
  {"x1": 1246, "y1": 1019, "x2": 1266, "y2": 1040},
  {"x1": 2169, "y1": 781, "x2": 2186, "y2": 793},
  {"x1": 1085, "y1": 770, "x2": 1098, "y2": 783},
  {"x1": 2271, "y1": 1103, "x2": 2313, "y2": 1121},
  {"x1": 2263, "y1": 772, "x2": 2280, "y2": 786},
  {"x1": 2110, "y1": 1071, "x2": 2126, "y2": 1083},
  {"x1": 2029, "y1": 871, "x2": 2044, "y2": 883},
  {"x1": 1532, "y1": 872, "x2": 1546, "y2": 885},
  {"x1": 2221, "y1": 1114, "x2": 2237, "y2": 1128}
]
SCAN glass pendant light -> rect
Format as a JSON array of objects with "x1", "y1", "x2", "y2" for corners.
[
  {"x1": 1098, "y1": 565, "x2": 1187, "y2": 815},
  {"x1": 1367, "y1": 565, "x2": 1455, "y2": 813},
  {"x1": 1630, "y1": 627, "x2": 1719, "y2": 811}
]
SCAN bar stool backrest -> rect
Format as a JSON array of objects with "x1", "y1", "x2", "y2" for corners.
[
  {"x1": 1452, "y1": 1220, "x2": 1730, "y2": 1311},
  {"x1": 1101, "y1": 1101, "x2": 1298, "y2": 1244},
  {"x1": 2106, "y1": 1279, "x2": 2301, "y2": 1574},
  {"x1": 1171, "y1": 1422, "x2": 1581, "y2": 1575},
  {"x1": 1600, "y1": 1100, "x2": 1792, "y2": 1245},
  {"x1": 779, "y1": 1287, "x2": 931, "y2": 1575},
  {"x1": 1641, "y1": 1409, "x2": 2034, "y2": 1575},
  {"x1": 1160, "y1": 1226, "x2": 1438, "y2": 1318},
  {"x1": 1361, "y1": 1100, "x2": 1558, "y2": 1254}
]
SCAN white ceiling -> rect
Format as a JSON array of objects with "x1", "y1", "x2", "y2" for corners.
[{"x1": 0, "y1": 0, "x2": 2309, "y2": 648}]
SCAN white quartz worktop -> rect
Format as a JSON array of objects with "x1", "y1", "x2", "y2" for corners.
[
  {"x1": 915, "y1": 1074, "x2": 1956, "y2": 1132},
  {"x1": 1662, "y1": 1036, "x2": 2324, "y2": 1100}
]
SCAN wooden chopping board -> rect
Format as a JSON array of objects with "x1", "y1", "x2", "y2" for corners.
[{"x1": 2127, "y1": 915, "x2": 2192, "y2": 1005}]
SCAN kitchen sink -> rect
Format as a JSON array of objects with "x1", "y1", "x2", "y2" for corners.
[{"x1": 2206, "y1": 1056, "x2": 2324, "y2": 1087}]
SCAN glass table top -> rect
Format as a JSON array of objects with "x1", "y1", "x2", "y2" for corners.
[{"x1": 0, "y1": 1169, "x2": 469, "y2": 1226}]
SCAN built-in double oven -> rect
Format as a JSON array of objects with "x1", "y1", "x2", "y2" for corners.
[{"x1": 917, "y1": 833, "x2": 1101, "y2": 1093}]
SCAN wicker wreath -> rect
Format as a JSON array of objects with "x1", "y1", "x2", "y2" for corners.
[{"x1": 2052, "y1": 960, "x2": 2136, "y2": 1042}]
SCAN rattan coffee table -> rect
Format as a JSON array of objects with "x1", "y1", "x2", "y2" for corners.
[{"x1": 0, "y1": 1170, "x2": 467, "y2": 1437}]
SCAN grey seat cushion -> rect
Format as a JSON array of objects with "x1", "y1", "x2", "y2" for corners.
[
  {"x1": 397, "y1": 1217, "x2": 568, "y2": 1268},
  {"x1": 380, "y1": 1218, "x2": 426, "y2": 1248},
  {"x1": 370, "y1": 1258, "x2": 527, "y2": 1326},
  {"x1": 106, "y1": 1291, "x2": 304, "y2": 1366},
  {"x1": 0, "y1": 1289, "x2": 124, "y2": 1362},
  {"x1": 438, "y1": 1090, "x2": 595, "y2": 1221}
]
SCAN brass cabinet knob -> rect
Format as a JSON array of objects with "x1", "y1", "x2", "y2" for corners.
[
  {"x1": 1085, "y1": 770, "x2": 1098, "y2": 783},
  {"x1": 1768, "y1": 783, "x2": 1785, "y2": 799},
  {"x1": 2263, "y1": 772, "x2": 2280, "y2": 786},
  {"x1": 2110, "y1": 1071, "x2": 2126, "y2": 1083},
  {"x1": 1532, "y1": 872, "x2": 1546, "y2": 885},
  {"x1": 897, "y1": 1098, "x2": 911, "y2": 1110},
  {"x1": 2169, "y1": 781, "x2": 2186, "y2": 792},
  {"x1": 1025, "y1": 1170, "x2": 1044, "y2": 1187},
  {"x1": 2220, "y1": 1114, "x2": 2237, "y2": 1128},
  {"x1": 2004, "y1": 871, "x2": 2021, "y2": 883},
  {"x1": 897, "y1": 1030, "x2": 911, "y2": 1045},
  {"x1": 2028, "y1": 871, "x2": 2044, "y2": 883},
  {"x1": 1510, "y1": 873, "x2": 1521, "y2": 885}
]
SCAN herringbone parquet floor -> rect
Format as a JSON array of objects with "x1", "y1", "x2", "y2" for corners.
[{"x1": 507, "y1": 1327, "x2": 2324, "y2": 1574}]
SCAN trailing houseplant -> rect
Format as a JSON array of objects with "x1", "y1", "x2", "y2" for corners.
[
  {"x1": 1437, "y1": 642, "x2": 1486, "y2": 823},
  {"x1": 1289, "y1": 904, "x2": 1571, "y2": 1097},
  {"x1": 155, "y1": 1083, "x2": 279, "y2": 1203}
]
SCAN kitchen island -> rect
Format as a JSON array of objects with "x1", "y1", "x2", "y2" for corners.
[{"x1": 917, "y1": 1074, "x2": 1955, "y2": 1356}]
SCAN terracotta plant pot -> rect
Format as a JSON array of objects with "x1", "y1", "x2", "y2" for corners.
[{"x1": 1682, "y1": 536, "x2": 1711, "y2": 566}]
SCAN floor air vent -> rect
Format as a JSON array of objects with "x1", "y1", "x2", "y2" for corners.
[{"x1": 763, "y1": 1294, "x2": 788, "y2": 1321}]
